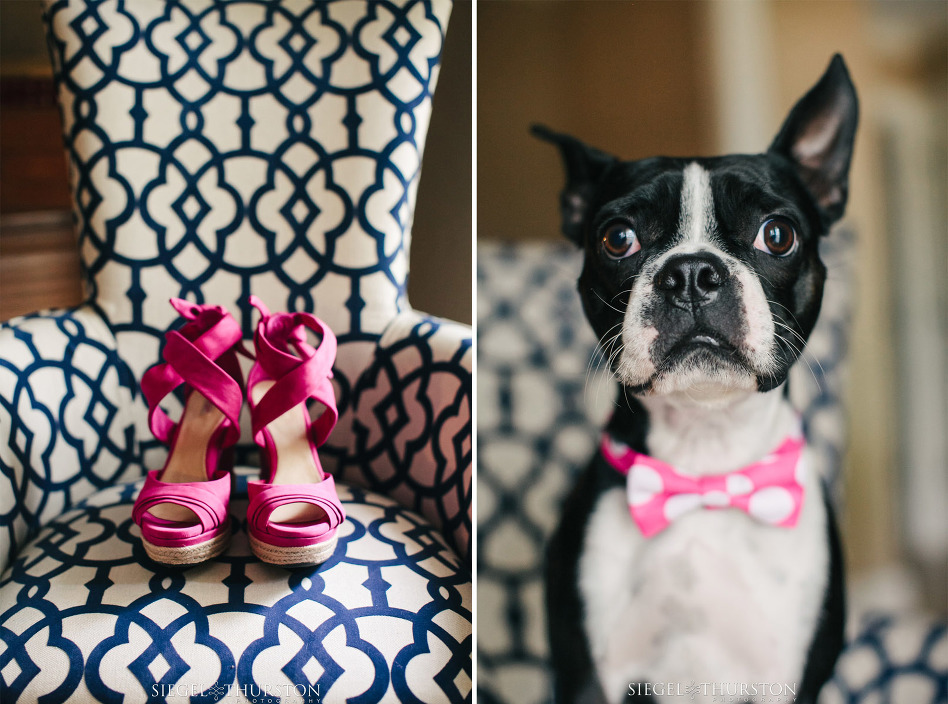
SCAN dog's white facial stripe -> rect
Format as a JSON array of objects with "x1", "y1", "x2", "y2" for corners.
[
  {"x1": 614, "y1": 163, "x2": 717, "y2": 389},
  {"x1": 679, "y1": 163, "x2": 715, "y2": 244}
]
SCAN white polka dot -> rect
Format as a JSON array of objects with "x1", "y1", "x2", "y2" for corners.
[
  {"x1": 747, "y1": 487, "x2": 795, "y2": 524},
  {"x1": 701, "y1": 490, "x2": 729, "y2": 507},
  {"x1": 607, "y1": 438, "x2": 630, "y2": 457},
  {"x1": 794, "y1": 453, "x2": 808, "y2": 486},
  {"x1": 664, "y1": 493, "x2": 701, "y2": 522},
  {"x1": 726, "y1": 474, "x2": 753, "y2": 495},
  {"x1": 627, "y1": 465, "x2": 663, "y2": 506}
]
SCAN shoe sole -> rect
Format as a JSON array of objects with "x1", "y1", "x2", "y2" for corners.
[
  {"x1": 249, "y1": 534, "x2": 338, "y2": 568},
  {"x1": 142, "y1": 525, "x2": 231, "y2": 566}
]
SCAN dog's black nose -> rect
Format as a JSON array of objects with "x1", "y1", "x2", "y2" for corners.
[{"x1": 654, "y1": 254, "x2": 728, "y2": 306}]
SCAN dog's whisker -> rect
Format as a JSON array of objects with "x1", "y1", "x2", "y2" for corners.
[
  {"x1": 593, "y1": 289, "x2": 625, "y2": 315},
  {"x1": 770, "y1": 315, "x2": 828, "y2": 385},
  {"x1": 775, "y1": 331, "x2": 822, "y2": 392},
  {"x1": 765, "y1": 298, "x2": 810, "y2": 338},
  {"x1": 586, "y1": 323, "x2": 626, "y2": 411}
]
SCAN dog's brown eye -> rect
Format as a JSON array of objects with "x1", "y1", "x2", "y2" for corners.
[
  {"x1": 602, "y1": 223, "x2": 640, "y2": 259},
  {"x1": 754, "y1": 218, "x2": 797, "y2": 256}
]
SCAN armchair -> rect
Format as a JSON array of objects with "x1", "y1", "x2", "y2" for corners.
[{"x1": 0, "y1": 1, "x2": 471, "y2": 701}]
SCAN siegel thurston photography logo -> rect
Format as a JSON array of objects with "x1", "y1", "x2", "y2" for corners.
[
  {"x1": 152, "y1": 683, "x2": 321, "y2": 702},
  {"x1": 628, "y1": 681, "x2": 799, "y2": 702}
]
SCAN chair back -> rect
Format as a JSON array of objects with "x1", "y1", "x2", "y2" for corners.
[{"x1": 43, "y1": 0, "x2": 453, "y2": 469}]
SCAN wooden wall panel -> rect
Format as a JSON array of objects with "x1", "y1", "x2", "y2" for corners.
[{"x1": 477, "y1": 1, "x2": 714, "y2": 243}]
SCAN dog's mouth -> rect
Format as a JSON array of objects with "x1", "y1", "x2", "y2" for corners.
[
  {"x1": 657, "y1": 330, "x2": 747, "y2": 370},
  {"x1": 622, "y1": 328, "x2": 760, "y2": 399}
]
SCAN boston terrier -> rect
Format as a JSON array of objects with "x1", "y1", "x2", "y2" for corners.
[{"x1": 534, "y1": 55, "x2": 858, "y2": 704}]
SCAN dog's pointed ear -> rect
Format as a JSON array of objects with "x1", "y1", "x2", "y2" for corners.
[
  {"x1": 769, "y1": 54, "x2": 859, "y2": 225},
  {"x1": 532, "y1": 124, "x2": 617, "y2": 245}
]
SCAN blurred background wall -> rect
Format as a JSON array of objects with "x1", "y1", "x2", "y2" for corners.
[
  {"x1": 478, "y1": 0, "x2": 946, "y2": 615},
  {"x1": 0, "y1": 0, "x2": 472, "y2": 325}
]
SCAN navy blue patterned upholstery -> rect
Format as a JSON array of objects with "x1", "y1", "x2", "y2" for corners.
[
  {"x1": 2, "y1": 481, "x2": 470, "y2": 702},
  {"x1": 353, "y1": 311, "x2": 472, "y2": 559},
  {"x1": 477, "y1": 244, "x2": 609, "y2": 704},
  {"x1": 0, "y1": 1, "x2": 470, "y2": 700},
  {"x1": 476, "y1": 241, "x2": 945, "y2": 704},
  {"x1": 821, "y1": 615, "x2": 947, "y2": 704},
  {"x1": 0, "y1": 306, "x2": 141, "y2": 569}
]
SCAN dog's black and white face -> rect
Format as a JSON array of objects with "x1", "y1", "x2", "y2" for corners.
[{"x1": 537, "y1": 55, "x2": 858, "y2": 403}]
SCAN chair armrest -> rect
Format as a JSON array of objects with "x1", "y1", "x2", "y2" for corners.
[
  {"x1": 0, "y1": 305, "x2": 140, "y2": 573},
  {"x1": 347, "y1": 310, "x2": 472, "y2": 563}
]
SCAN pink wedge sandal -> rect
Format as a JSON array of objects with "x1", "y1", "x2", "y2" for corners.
[
  {"x1": 245, "y1": 296, "x2": 345, "y2": 567},
  {"x1": 132, "y1": 299, "x2": 243, "y2": 566}
]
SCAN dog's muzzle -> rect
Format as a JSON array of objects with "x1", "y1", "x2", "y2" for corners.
[{"x1": 646, "y1": 252, "x2": 747, "y2": 363}]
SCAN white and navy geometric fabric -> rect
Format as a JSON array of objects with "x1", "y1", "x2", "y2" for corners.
[
  {"x1": 0, "y1": 306, "x2": 141, "y2": 572},
  {"x1": 1, "y1": 479, "x2": 471, "y2": 703},
  {"x1": 1, "y1": 0, "x2": 470, "y2": 700},
  {"x1": 477, "y1": 244, "x2": 610, "y2": 704},
  {"x1": 353, "y1": 310, "x2": 472, "y2": 559},
  {"x1": 820, "y1": 615, "x2": 947, "y2": 704},
  {"x1": 476, "y1": 241, "x2": 945, "y2": 704}
]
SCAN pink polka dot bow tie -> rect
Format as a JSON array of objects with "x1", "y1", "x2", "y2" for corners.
[{"x1": 599, "y1": 433, "x2": 807, "y2": 538}]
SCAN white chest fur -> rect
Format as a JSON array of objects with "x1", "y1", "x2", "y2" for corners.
[{"x1": 578, "y1": 435, "x2": 829, "y2": 703}]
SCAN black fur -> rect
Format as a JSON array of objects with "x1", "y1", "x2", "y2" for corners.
[
  {"x1": 546, "y1": 401, "x2": 648, "y2": 703},
  {"x1": 536, "y1": 55, "x2": 857, "y2": 703},
  {"x1": 797, "y1": 489, "x2": 847, "y2": 704}
]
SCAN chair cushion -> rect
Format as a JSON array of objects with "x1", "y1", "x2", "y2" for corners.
[{"x1": 0, "y1": 478, "x2": 471, "y2": 703}]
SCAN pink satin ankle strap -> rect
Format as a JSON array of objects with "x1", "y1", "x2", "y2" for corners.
[
  {"x1": 141, "y1": 299, "x2": 243, "y2": 447},
  {"x1": 248, "y1": 297, "x2": 338, "y2": 449}
]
